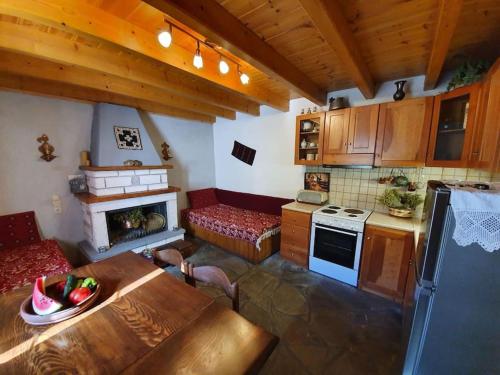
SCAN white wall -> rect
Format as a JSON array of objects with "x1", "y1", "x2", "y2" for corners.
[
  {"x1": 0, "y1": 91, "x2": 215, "y2": 263},
  {"x1": 213, "y1": 74, "x2": 449, "y2": 197},
  {"x1": 0, "y1": 92, "x2": 93, "y2": 263},
  {"x1": 139, "y1": 111, "x2": 216, "y2": 211}
]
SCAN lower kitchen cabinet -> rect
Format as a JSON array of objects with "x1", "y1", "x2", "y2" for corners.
[
  {"x1": 280, "y1": 208, "x2": 311, "y2": 268},
  {"x1": 359, "y1": 225, "x2": 413, "y2": 303}
]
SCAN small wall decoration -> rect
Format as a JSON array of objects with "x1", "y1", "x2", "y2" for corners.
[
  {"x1": 304, "y1": 172, "x2": 330, "y2": 193},
  {"x1": 37, "y1": 134, "x2": 56, "y2": 162},
  {"x1": 161, "y1": 142, "x2": 172, "y2": 161},
  {"x1": 114, "y1": 126, "x2": 143, "y2": 150},
  {"x1": 231, "y1": 140, "x2": 256, "y2": 166},
  {"x1": 68, "y1": 175, "x2": 88, "y2": 193}
]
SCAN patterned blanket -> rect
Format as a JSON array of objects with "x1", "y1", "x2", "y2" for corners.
[
  {"x1": 184, "y1": 204, "x2": 281, "y2": 249},
  {"x1": 0, "y1": 239, "x2": 72, "y2": 294}
]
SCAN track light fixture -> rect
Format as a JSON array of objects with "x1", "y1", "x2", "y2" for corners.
[
  {"x1": 157, "y1": 22, "x2": 172, "y2": 48},
  {"x1": 156, "y1": 23, "x2": 249, "y2": 85},
  {"x1": 193, "y1": 41, "x2": 203, "y2": 69}
]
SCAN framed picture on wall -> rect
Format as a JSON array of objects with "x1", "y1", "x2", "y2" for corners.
[{"x1": 304, "y1": 172, "x2": 330, "y2": 193}]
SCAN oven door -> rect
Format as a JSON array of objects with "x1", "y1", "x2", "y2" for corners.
[{"x1": 309, "y1": 222, "x2": 362, "y2": 286}]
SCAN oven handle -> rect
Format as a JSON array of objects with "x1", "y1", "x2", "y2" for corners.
[{"x1": 314, "y1": 224, "x2": 357, "y2": 237}]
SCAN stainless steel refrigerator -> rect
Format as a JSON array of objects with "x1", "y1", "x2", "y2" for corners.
[{"x1": 402, "y1": 181, "x2": 500, "y2": 374}]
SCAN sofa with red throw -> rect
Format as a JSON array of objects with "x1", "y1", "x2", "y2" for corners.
[
  {"x1": 0, "y1": 211, "x2": 72, "y2": 294},
  {"x1": 181, "y1": 188, "x2": 293, "y2": 263}
]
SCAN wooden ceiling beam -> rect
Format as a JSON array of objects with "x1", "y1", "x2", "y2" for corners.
[
  {"x1": 143, "y1": 0, "x2": 326, "y2": 105},
  {"x1": 297, "y1": 0, "x2": 375, "y2": 99},
  {"x1": 0, "y1": 50, "x2": 234, "y2": 119},
  {"x1": 0, "y1": 19, "x2": 259, "y2": 116},
  {"x1": 0, "y1": 0, "x2": 289, "y2": 111},
  {"x1": 424, "y1": 0, "x2": 464, "y2": 90},
  {"x1": 0, "y1": 73, "x2": 215, "y2": 124}
]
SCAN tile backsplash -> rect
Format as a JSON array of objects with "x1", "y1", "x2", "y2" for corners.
[{"x1": 306, "y1": 166, "x2": 493, "y2": 212}]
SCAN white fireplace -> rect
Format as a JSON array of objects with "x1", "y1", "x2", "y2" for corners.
[{"x1": 77, "y1": 167, "x2": 185, "y2": 263}]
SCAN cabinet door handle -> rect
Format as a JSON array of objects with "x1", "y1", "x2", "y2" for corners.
[{"x1": 367, "y1": 237, "x2": 371, "y2": 240}]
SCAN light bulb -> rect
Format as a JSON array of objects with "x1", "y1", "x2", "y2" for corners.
[
  {"x1": 219, "y1": 59, "x2": 229, "y2": 74},
  {"x1": 158, "y1": 30, "x2": 172, "y2": 48},
  {"x1": 240, "y1": 72, "x2": 249, "y2": 85},
  {"x1": 193, "y1": 41, "x2": 203, "y2": 69}
]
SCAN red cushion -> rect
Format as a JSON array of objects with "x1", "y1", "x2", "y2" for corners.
[
  {"x1": 0, "y1": 239, "x2": 72, "y2": 294},
  {"x1": 215, "y1": 189, "x2": 294, "y2": 216},
  {"x1": 0, "y1": 211, "x2": 42, "y2": 251},
  {"x1": 187, "y1": 188, "x2": 219, "y2": 209}
]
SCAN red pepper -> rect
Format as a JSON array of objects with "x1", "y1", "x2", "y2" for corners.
[{"x1": 68, "y1": 287, "x2": 92, "y2": 305}]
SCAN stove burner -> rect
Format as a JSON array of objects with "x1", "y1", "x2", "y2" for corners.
[
  {"x1": 321, "y1": 209, "x2": 338, "y2": 214},
  {"x1": 328, "y1": 205, "x2": 341, "y2": 209},
  {"x1": 344, "y1": 209, "x2": 364, "y2": 214},
  {"x1": 348, "y1": 214, "x2": 357, "y2": 217}
]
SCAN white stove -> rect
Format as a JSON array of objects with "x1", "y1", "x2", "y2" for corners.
[{"x1": 309, "y1": 204, "x2": 372, "y2": 286}]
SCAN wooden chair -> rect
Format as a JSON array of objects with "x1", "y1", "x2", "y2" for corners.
[
  {"x1": 185, "y1": 262, "x2": 240, "y2": 313},
  {"x1": 152, "y1": 248, "x2": 190, "y2": 282}
]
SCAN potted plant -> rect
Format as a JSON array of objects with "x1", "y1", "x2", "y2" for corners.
[
  {"x1": 113, "y1": 208, "x2": 146, "y2": 229},
  {"x1": 378, "y1": 189, "x2": 424, "y2": 218}
]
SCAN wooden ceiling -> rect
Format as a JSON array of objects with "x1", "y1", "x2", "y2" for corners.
[{"x1": 0, "y1": 0, "x2": 498, "y2": 123}]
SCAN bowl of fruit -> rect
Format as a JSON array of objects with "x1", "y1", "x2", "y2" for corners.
[{"x1": 19, "y1": 274, "x2": 101, "y2": 325}]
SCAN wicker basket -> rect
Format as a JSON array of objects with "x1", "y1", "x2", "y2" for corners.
[{"x1": 388, "y1": 207, "x2": 413, "y2": 218}]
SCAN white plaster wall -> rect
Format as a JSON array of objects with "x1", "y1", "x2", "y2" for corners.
[
  {"x1": 139, "y1": 111, "x2": 216, "y2": 211},
  {"x1": 0, "y1": 92, "x2": 93, "y2": 263},
  {"x1": 213, "y1": 74, "x2": 449, "y2": 197}
]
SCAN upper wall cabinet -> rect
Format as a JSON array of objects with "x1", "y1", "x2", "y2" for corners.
[
  {"x1": 323, "y1": 105, "x2": 378, "y2": 165},
  {"x1": 468, "y1": 60, "x2": 500, "y2": 172},
  {"x1": 426, "y1": 83, "x2": 481, "y2": 168},
  {"x1": 375, "y1": 97, "x2": 433, "y2": 167},
  {"x1": 295, "y1": 112, "x2": 325, "y2": 165}
]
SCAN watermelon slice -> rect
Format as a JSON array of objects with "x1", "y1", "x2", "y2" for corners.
[{"x1": 32, "y1": 276, "x2": 63, "y2": 315}]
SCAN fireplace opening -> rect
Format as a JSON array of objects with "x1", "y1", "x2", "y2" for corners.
[{"x1": 105, "y1": 202, "x2": 167, "y2": 247}]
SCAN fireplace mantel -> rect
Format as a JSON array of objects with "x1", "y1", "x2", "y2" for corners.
[
  {"x1": 75, "y1": 186, "x2": 181, "y2": 204},
  {"x1": 80, "y1": 165, "x2": 173, "y2": 171}
]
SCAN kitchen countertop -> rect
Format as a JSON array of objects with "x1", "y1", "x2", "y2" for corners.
[
  {"x1": 282, "y1": 201, "x2": 320, "y2": 214},
  {"x1": 366, "y1": 211, "x2": 415, "y2": 232}
]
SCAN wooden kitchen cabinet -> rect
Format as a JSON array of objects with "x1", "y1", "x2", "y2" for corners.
[
  {"x1": 375, "y1": 97, "x2": 433, "y2": 167},
  {"x1": 280, "y1": 208, "x2": 312, "y2": 268},
  {"x1": 294, "y1": 112, "x2": 325, "y2": 165},
  {"x1": 426, "y1": 83, "x2": 481, "y2": 167},
  {"x1": 323, "y1": 105, "x2": 378, "y2": 165},
  {"x1": 359, "y1": 225, "x2": 413, "y2": 303},
  {"x1": 468, "y1": 60, "x2": 500, "y2": 172}
]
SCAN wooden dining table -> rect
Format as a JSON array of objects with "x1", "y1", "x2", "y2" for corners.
[{"x1": 0, "y1": 252, "x2": 278, "y2": 374}]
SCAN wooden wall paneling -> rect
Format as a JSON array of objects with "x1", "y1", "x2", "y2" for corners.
[
  {"x1": 375, "y1": 97, "x2": 434, "y2": 167},
  {"x1": 0, "y1": 0, "x2": 290, "y2": 111},
  {"x1": 348, "y1": 104, "x2": 379, "y2": 154},
  {"x1": 424, "y1": 0, "x2": 464, "y2": 90},
  {"x1": 0, "y1": 73, "x2": 215, "y2": 123},
  {"x1": 143, "y1": 0, "x2": 327, "y2": 105},
  {"x1": 0, "y1": 51, "x2": 235, "y2": 119},
  {"x1": 298, "y1": 0, "x2": 375, "y2": 99},
  {"x1": 0, "y1": 17, "x2": 261, "y2": 116}
]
